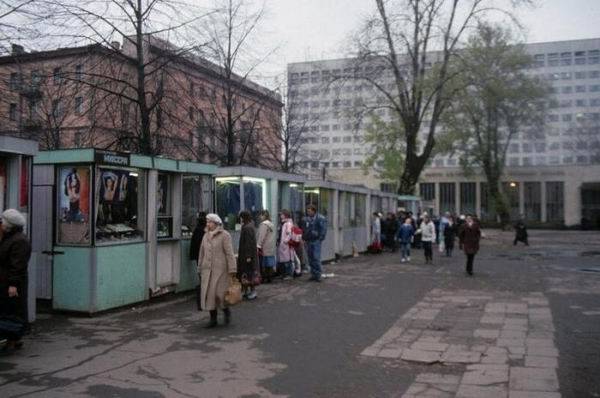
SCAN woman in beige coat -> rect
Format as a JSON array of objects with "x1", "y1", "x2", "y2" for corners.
[{"x1": 198, "y1": 213, "x2": 237, "y2": 328}]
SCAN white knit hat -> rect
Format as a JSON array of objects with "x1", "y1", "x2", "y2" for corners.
[
  {"x1": 1, "y1": 209, "x2": 26, "y2": 230},
  {"x1": 205, "y1": 213, "x2": 223, "y2": 225}
]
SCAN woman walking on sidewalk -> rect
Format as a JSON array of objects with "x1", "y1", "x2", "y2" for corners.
[
  {"x1": 197, "y1": 214, "x2": 237, "y2": 328},
  {"x1": 459, "y1": 215, "x2": 481, "y2": 276},
  {"x1": 418, "y1": 214, "x2": 436, "y2": 264},
  {"x1": 238, "y1": 211, "x2": 259, "y2": 300}
]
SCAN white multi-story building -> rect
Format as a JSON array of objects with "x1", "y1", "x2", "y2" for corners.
[{"x1": 287, "y1": 38, "x2": 600, "y2": 227}]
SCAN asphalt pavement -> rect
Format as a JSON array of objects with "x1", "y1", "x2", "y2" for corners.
[{"x1": 0, "y1": 229, "x2": 599, "y2": 397}]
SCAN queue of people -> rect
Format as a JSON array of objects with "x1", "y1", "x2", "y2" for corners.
[{"x1": 189, "y1": 204, "x2": 327, "y2": 328}]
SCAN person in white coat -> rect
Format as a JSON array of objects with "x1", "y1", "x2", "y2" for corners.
[{"x1": 418, "y1": 214, "x2": 436, "y2": 264}]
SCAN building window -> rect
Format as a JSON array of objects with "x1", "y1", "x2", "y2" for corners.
[
  {"x1": 460, "y1": 182, "x2": 476, "y2": 215},
  {"x1": 547, "y1": 53, "x2": 559, "y2": 66},
  {"x1": 75, "y1": 64, "x2": 83, "y2": 81},
  {"x1": 343, "y1": 161, "x2": 352, "y2": 168},
  {"x1": 419, "y1": 183, "x2": 435, "y2": 201},
  {"x1": 31, "y1": 70, "x2": 41, "y2": 87},
  {"x1": 439, "y1": 183, "x2": 456, "y2": 214},
  {"x1": 589, "y1": 50, "x2": 600, "y2": 64},
  {"x1": 546, "y1": 182, "x2": 564, "y2": 223},
  {"x1": 561, "y1": 72, "x2": 572, "y2": 80},
  {"x1": 522, "y1": 157, "x2": 532, "y2": 166},
  {"x1": 575, "y1": 71, "x2": 586, "y2": 79},
  {"x1": 590, "y1": 85, "x2": 600, "y2": 92},
  {"x1": 508, "y1": 157, "x2": 520, "y2": 166},
  {"x1": 9, "y1": 103, "x2": 17, "y2": 121},
  {"x1": 562, "y1": 114, "x2": 572, "y2": 122},
  {"x1": 332, "y1": 136, "x2": 341, "y2": 143},
  {"x1": 52, "y1": 100, "x2": 63, "y2": 118},
  {"x1": 561, "y1": 86, "x2": 572, "y2": 94},
  {"x1": 524, "y1": 182, "x2": 541, "y2": 222},
  {"x1": 354, "y1": 161, "x2": 362, "y2": 167},
  {"x1": 53, "y1": 67, "x2": 62, "y2": 84},
  {"x1": 343, "y1": 136, "x2": 351, "y2": 143},
  {"x1": 74, "y1": 96, "x2": 83, "y2": 115},
  {"x1": 9, "y1": 72, "x2": 20, "y2": 90},
  {"x1": 321, "y1": 137, "x2": 329, "y2": 144},
  {"x1": 575, "y1": 85, "x2": 586, "y2": 93},
  {"x1": 576, "y1": 99, "x2": 587, "y2": 107}
]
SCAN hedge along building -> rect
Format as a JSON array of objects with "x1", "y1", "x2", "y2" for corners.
[
  {"x1": 32, "y1": 148, "x2": 216, "y2": 315},
  {"x1": 0, "y1": 36, "x2": 283, "y2": 167}
]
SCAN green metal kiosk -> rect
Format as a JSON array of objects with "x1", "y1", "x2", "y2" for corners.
[{"x1": 32, "y1": 149, "x2": 215, "y2": 314}]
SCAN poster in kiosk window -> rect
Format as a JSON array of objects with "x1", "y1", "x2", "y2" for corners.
[
  {"x1": 95, "y1": 168, "x2": 140, "y2": 242},
  {"x1": 58, "y1": 166, "x2": 91, "y2": 245}
]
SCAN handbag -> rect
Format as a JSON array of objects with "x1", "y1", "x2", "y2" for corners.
[{"x1": 224, "y1": 276, "x2": 242, "y2": 306}]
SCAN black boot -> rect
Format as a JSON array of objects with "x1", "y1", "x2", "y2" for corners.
[
  {"x1": 205, "y1": 310, "x2": 218, "y2": 328},
  {"x1": 223, "y1": 308, "x2": 231, "y2": 325}
]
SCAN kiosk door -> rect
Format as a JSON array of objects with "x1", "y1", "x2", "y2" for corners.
[{"x1": 32, "y1": 165, "x2": 55, "y2": 299}]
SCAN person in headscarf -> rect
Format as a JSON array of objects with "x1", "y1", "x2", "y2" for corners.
[
  {"x1": 197, "y1": 213, "x2": 237, "y2": 328},
  {"x1": 0, "y1": 209, "x2": 31, "y2": 351}
]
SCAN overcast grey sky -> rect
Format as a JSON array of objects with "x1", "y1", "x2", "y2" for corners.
[{"x1": 258, "y1": 0, "x2": 600, "y2": 85}]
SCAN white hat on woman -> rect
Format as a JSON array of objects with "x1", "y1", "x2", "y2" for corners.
[
  {"x1": 205, "y1": 213, "x2": 223, "y2": 225},
  {"x1": 1, "y1": 209, "x2": 26, "y2": 230}
]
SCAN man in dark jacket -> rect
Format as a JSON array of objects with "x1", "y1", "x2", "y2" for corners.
[
  {"x1": 303, "y1": 205, "x2": 327, "y2": 282},
  {"x1": 514, "y1": 218, "x2": 529, "y2": 246},
  {"x1": 0, "y1": 209, "x2": 31, "y2": 350}
]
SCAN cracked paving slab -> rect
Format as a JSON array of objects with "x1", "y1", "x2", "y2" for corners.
[{"x1": 360, "y1": 289, "x2": 562, "y2": 397}]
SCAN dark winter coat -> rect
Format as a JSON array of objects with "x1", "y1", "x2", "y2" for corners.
[
  {"x1": 237, "y1": 222, "x2": 259, "y2": 286},
  {"x1": 459, "y1": 222, "x2": 481, "y2": 255},
  {"x1": 444, "y1": 223, "x2": 457, "y2": 249},
  {"x1": 0, "y1": 229, "x2": 31, "y2": 321},
  {"x1": 514, "y1": 221, "x2": 528, "y2": 241},
  {"x1": 189, "y1": 222, "x2": 206, "y2": 261}
]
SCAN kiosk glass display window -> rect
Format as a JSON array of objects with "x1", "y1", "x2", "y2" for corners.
[
  {"x1": 0, "y1": 157, "x2": 6, "y2": 212},
  {"x1": 157, "y1": 173, "x2": 173, "y2": 239},
  {"x1": 57, "y1": 166, "x2": 92, "y2": 245},
  {"x1": 243, "y1": 177, "x2": 266, "y2": 225},
  {"x1": 320, "y1": 189, "x2": 334, "y2": 224},
  {"x1": 279, "y1": 182, "x2": 304, "y2": 223},
  {"x1": 182, "y1": 175, "x2": 212, "y2": 238},
  {"x1": 341, "y1": 192, "x2": 352, "y2": 227},
  {"x1": 216, "y1": 177, "x2": 241, "y2": 230},
  {"x1": 355, "y1": 194, "x2": 366, "y2": 226},
  {"x1": 95, "y1": 167, "x2": 144, "y2": 244}
]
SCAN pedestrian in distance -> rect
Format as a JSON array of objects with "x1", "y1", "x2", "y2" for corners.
[
  {"x1": 237, "y1": 211, "x2": 259, "y2": 300},
  {"x1": 0, "y1": 209, "x2": 31, "y2": 352},
  {"x1": 384, "y1": 212, "x2": 398, "y2": 252},
  {"x1": 257, "y1": 210, "x2": 277, "y2": 284},
  {"x1": 303, "y1": 204, "x2": 328, "y2": 282},
  {"x1": 197, "y1": 213, "x2": 237, "y2": 328},
  {"x1": 398, "y1": 217, "x2": 415, "y2": 263},
  {"x1": 371, "y1": 212, "x2": 381, "y2": 247},
  {"x1": 277, "y1": 209, "x2": 295, "y2": 280},
  {"x1": 189, "y1": 212, "x2": 207, "y2": 311},
  {"x1": 418, "y1": 214, "x2": 436, "y2": 264},
  {"x1": 459, "y1": 215, "x2": 482, "y2": 276},
  {"x1": 514, "y1": 217, "x2": 529, "y2": 246},
  {"x1": 443, "y1": 215, "x2": 457, "y2": 257}
]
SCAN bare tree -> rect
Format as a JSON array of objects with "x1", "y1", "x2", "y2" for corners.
[
  {"x1": 195, "y1": 0, "x2": 281, "y2": 167},
  {"x1": 23, "y1": 0, "x2": 211, "y2": 155},
  {"x1": 350, "y1": 0, "x2": 532, "y2": 194},
  {"x1": 0, "y1": 1, "x2": 42, "y2": 53}
]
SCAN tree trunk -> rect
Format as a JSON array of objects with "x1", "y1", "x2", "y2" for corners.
[{"x1": 487, "y1": 177, "x2": 510, "y2": 227}]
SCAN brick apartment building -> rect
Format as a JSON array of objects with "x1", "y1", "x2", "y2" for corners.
[{"x1": 0, "y1": 36, "x2": 283, "y2": 167}]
